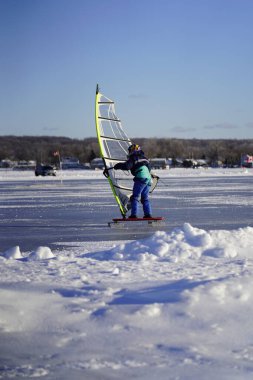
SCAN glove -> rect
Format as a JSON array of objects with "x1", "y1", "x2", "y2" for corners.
[
  {"x1": 103, "y1": 166, "x2": 115, "y2": 177},
  {"x1": 151, "y1": 173, "x2": 160, "y2": 180},
  {"x1": 103, "y1": 168, "x2": 109, "y2": 178}
]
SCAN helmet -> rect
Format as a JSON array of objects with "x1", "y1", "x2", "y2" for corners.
[{"x1": 128, "y1": 144, "x2": 141, "y2": 154}]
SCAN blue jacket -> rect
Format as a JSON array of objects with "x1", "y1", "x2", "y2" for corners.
[{"x1": 114, "y1": 150, "x2": 152, "y2": 184}]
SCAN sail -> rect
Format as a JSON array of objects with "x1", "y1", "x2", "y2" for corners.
[{"x1": 95, "y1": 85, "x2": 158, "y2": 217}]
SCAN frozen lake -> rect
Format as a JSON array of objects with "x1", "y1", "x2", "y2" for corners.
[
  {"x1": 1, "y1": 167, "x2": 253, "y2": 380},
  {"x1": 0, "y1": 168, "x2": 252, "y2": 251}
]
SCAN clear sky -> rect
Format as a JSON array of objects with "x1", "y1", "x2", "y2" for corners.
[{"x1": 0, "y1": 0, "x2": 253, "y2": 140}]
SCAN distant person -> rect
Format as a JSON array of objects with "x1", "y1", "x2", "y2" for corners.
[{"x1": 114, "y1": 144, "x2": 152, "y2": 218}]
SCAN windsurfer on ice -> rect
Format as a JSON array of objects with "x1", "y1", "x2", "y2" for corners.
[{"x1": 113, "y1": 144, "x2": 153, "y2": 219}]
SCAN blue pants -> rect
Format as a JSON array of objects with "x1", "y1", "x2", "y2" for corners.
[{"x1": 131, "y1": 179, "x2": 152, "y2": 217}]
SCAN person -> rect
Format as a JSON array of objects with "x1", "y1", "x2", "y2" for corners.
[{"x1": 114, "y1": 144, "x2": 152, "y2": 218}]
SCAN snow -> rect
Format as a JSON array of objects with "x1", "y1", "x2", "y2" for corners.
[
  {"x1": 28, "y1": 246, "x2": 55, "y2": 261},
  {"x1": 0, "y1": 168, "x2": 253, "y2": 379},
  {"x1": 2, "y1": 246, "x2": 23, "y2": 260},
  {"x1": 89, "y1": 223, "x2": 253, "y2": 263}
]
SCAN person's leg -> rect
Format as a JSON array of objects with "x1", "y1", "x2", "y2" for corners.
[
  {"x1": 130, "y1": 180, "x2": 144, "y2": 217},
  {"x1": 141, "y1": 184, "x2": 152, "y2": 217}
]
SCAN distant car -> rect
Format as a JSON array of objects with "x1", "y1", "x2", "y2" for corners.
[{"x1": 35, "y1": 164, "x2": 56, "y2": 177}]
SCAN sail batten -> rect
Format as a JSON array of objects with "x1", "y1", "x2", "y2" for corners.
[
  {"x1": 100, "y1": 135, "x2": 131, "y2": 142},
  {"x1": 98, "y1": 116, "x2": 121, "y2": 122},
  {"x1": 103, "y1": 157, "x2": 127, "y2": 162}
]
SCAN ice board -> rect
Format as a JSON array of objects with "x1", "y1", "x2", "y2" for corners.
[{"x1": 108, "y1": 217, "x2": 165, "y2": 227}]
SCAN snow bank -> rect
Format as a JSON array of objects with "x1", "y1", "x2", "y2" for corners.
[
  {"x1": 1, "y1": 246, "x2": 55, "y2": 261},
  {"x1": 3, "y1": 224, "x2": 253, "y2": 265},
  {"x1": 2, "y1": 246, "x2": 23, "y2": 260},
  {"x1": 28, "y1": 246, "x2": 55, "y2": 261},
  {"x1": 1, "y1": 224, "x2": 253, "y2": 379},
  {"x1": 88, "y1": 223, "x2": 253, "y2": 262}
]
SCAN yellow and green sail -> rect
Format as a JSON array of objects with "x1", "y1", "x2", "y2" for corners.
[{"x1": 95, "y1": 85, "x2": 158, "y2": 217}]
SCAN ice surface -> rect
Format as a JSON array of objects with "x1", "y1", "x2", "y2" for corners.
[{"x1": 0, "y1": 168, "x2": 253, "y2": 379}]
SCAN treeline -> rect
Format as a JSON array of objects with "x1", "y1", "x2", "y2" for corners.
[
  {"x1": 0, "y1": 136, "x2": 99, "y2": 164},
  {"x1": 1, "y1": 135, "x2": 253, "y2": 165}
]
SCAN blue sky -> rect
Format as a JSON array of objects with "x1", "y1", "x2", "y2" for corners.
[{"x1": 0, "y1": 0, "x2": 253, "y2": 139}]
